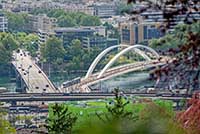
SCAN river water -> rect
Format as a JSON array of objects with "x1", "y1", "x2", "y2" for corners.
[
  {"x1": 0, "y1": 71, "x2": 154, "y2": 92},
  {"x1": 90, "y1": 71, "x2": 154, "y2": 92},
  {"x1": 0, "y1": 76, "x2": 16, "y2": 92}
]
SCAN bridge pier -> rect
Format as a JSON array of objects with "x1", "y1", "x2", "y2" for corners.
[{"x1": 15, "y1": 70, "x2": 27, "y2": 93}]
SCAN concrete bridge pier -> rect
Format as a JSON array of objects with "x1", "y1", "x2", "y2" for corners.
[{"x1": 15, "y1": 71, "x2": 27, "y2": 93}]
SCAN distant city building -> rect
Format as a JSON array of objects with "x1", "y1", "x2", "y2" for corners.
[
  {"x1": 37, "y1": 26, "x2": 106, "y2": 46},
  {"x1": 82, "y1": 26, "x2": 106, "y2": 36},
  {"x1": 54, "y1": 27, "x2": 95, "y2": 47},
  {"x1": 140, "y1": 10, "x2": 200, "y2": 30},
  {"x1": 107, "y1": 38, "x2": 119, "y2": 47},
  {"x1": 0, "y1": 13, "x2": 8, "y2": 32},
  {"x1": 83, "y1": 36, "x2": 118, "y2": 49},
  {"x1": 83, "y1": 36, "x2": 107, "y2": 48},
  {"x1": 101, "y1": 16, "x2": 129, "y2": 28},
  {"x1": 63, "y1": 4, "x2": 95, "y2": 15},
  {"x1": 92, "y1": 3, "x2": 116, "y2": 18},
  {"x1": 27, "y1": 14, "x2": 57, "y2": 33},
  {"x1": 120, "y1": 22, "x2": 163, "y2": 45},
  {"x1": 53, "y1": 26, "x2": 118, "y2": 49},
  {"x1": 38, "y1": 29, "x2": 55, "y2": 44}
]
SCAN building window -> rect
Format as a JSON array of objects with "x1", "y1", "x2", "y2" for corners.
[
  {"x1": 143, "y1": 26, "x2": 148, "y2": 40},
  {"x1": 122, "y1": 29, "x2": 130, "y2": 43},
  {"x1": 134, "y1": 26, "x2": 138, "y2": 44}
]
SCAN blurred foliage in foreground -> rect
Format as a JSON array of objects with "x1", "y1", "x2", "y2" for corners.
[
  {"x1": 47, "y1": 89, "x2": 189, "y2": 134},
  {"x1": 0, "y1": 107, "x2": 16, "y2": 134},
  {"x1": 75, "y1": 89, "x2": 186, "y2": 134},
  {"x1": 149, "y1": 22, "x2": 200, "y2": 51}
]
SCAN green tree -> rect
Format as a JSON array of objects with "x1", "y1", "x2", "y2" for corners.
[
  {"x1": 0, "y1": 109, "x2": 16, "y2": 134},
  {"x1": 47, "y1": 9, "x2": 66, "y2": 18},
  {"x1": 1, "y1": 33, "x2": 19, "y2": 51},
  {"x1": 116, "y1": 2, "x2": 133, "y2": 15},
  {"x1": 96, "y1": 88, "x2": 137, "y2": 122},
  {"x1": 149, "y1": 22, "x2": 200, "y2": 51},
  {"x1": 69, "y1": 39, "x2": 83, "y2": 56},
  {"x1": 80, "y1": 15, "x2": 101, "y2": 26},
  {"x1": 0, "y1": 43, "x2": 11, "y2": 64},
  {"x1": 103, "y1": 22, "x2": 114, "y2": 30},
  {"x1": 41, "y1": 37, "x2": 65, "y2": 64},
  {"x1": 23, "y1": 34, "x2": 39, "y2": 57},
  {"x1": 47, "y1": 103, "x2": 77, "y2": 134},
  {"x1": 15, "y1": 32, "x2": 27, "y2": 46},
  {"x1": 67, "y1": 39, "x2": 84, "y2": 70},
  {"x1": 5, "y1": 12, "x2": 29, "y2": 32},
  {"x1": 57, "y1": 15, "x2": 76, "y2": 27},
  {"x1": 0, "y1": 33, "x2": 19, "y2": 65},
  {"x1": 73, "y1": 12, "x2": 85, "y2": 25}
]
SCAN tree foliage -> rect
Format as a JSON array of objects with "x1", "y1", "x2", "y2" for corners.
[
  {"x1": 96, "y1": 88, "x2": 137, "y2": 123},
  {"x1": 153, "y1": 29, "x2": 200, "y2": 92},
  {"x1": 116, "y1": 1, "x2": 133, "y2": 15},
  {"x1": 5, "y1": 12, "x2": 29, "y2": 32},
  {"x1": 0, "y1": 43, "x2": 11, "y2": 65},
  {"x1": 177, "y1": 92, "x2": 200, "y2": 134},
  {"x1": 149, "y1": 22, "x2": 199, "y2": 50},
  {"x1": 0, "y1": 33, "x2": 19, "y2": 65},
  {"x1": 64, "y1": 39, "x2": 101, "y2": 71},
  {"x1": 57, "y1": 15, "x2": 76, "y2": 27},
  {"x1": 0, "y1": 108, "x2": 16, "y2": 134},
  {"x1": 31, "y1": 9, "x2": 101, "y2": 27},
  {"x1": 47, "y1": 103, "x2": 77, "y2": 134},
  {"x1": 41, "y1": 36, "x2": 65, "y2": 64}
]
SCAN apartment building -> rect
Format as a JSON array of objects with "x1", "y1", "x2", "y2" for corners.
[
  {"x1": 92, "y1": 2, "x2": 117, "y2": 18},
  {"x1": 27, "y1": 14, "x2": 57, "y2": 33},
  {"x1": 120, "y1": 22, "x2": 163, "y2": 45},
  {"x1": 0, "y1": 13, "x2": 8, "y2": 32}
]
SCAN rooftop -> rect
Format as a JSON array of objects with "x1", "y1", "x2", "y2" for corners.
[{"x1": 54, "y1": 27, "x2": 95, "y2": 32}]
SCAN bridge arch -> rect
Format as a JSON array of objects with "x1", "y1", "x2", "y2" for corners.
[
  {"x1": 97, "y1": 44, "x2": 160, "y2": 78},
  {"x1": 85, "y1": 44, "x2": 152, "y2": 79},
  {"x1": 85, "y1": 44, "x2": 129, "y2": 78}
]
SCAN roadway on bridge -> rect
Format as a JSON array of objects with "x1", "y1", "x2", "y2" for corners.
[{"x1": 12, "y1": 50, "x2": 57, "y2": 93}]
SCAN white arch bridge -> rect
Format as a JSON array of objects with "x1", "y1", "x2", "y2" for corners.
[{"x1": 61, "y1": 44, "x2": 168, "y2": 92}]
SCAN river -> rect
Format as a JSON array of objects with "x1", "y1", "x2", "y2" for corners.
[
  {"x1": 0, "y1": 76, "x2": 16, "y2": 92},
  {"x1": 0, "y1": 71, "x2": 154, "y2": 92},
  {"x1": 90, "y1": 71, "x2": 154, "y2": 92}
]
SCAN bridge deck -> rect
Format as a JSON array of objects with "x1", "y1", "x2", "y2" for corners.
[{"x1": 12, "y1": 50, "x2": 57, "y2": 93}]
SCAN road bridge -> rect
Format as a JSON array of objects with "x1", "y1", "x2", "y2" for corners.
[
  {"x1": 11, "y1": 44, "x2": 169, "y2": 94},
  {"x1": 12, "y1": 50, "x2": 57, "y2": 93},
  {"x1": 61, "y1": 44, "x2": 169, "y2": 92}
]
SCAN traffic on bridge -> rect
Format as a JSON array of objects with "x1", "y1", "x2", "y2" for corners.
[{"x1": 12, "y1": 50, "x2": 57, "y2": 93}]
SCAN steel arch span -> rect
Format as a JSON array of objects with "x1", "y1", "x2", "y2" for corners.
[
  {"x1": 85, "y1": 44, "x2": 152, "y2": 79},
  {"x1": 85, "y1": 44, "x2": 128, "y2": 79},
  {"x1": 97, "y1": 44, "x2": 160, "y2": 78}
]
